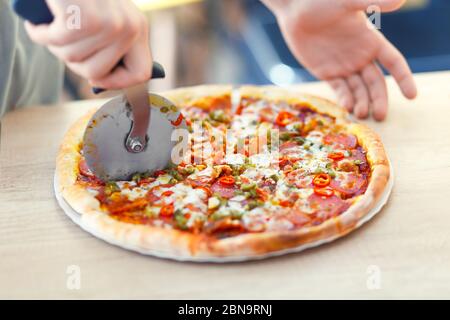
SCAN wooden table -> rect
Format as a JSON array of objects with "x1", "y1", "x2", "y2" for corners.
[{"x1": 1, "y1": 72, "x2": 450, "y2": 299}]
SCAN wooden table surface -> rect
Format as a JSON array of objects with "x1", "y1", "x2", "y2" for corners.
[{"x1": 1, "y1": 71, "x2": 450, "y2": 299}]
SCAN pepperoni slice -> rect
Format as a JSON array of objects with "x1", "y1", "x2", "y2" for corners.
[
  {"x1": 210, "y1": 181, "x2": 237, "y2": 199},
  {"x1": 330, "y1": 172, "x2": 367, "y2": 197},
  {"x1": 280, "y1": 141, "x2": 298, "y2": 151},
  {"x1": 308, "y1": 193, "x2": 349, "y2": 221},
  {"x1": 259, "y1": 178, "x2": 277, "y2": 191},
  {"x1": 79, "y1": 159, "x2": 94, "y2": 178},
  {"x1": 146, "y1": 189, "x2": 161, "y2": 203},
  {"x1": 286, "y1": 169, "x2": 312, "y2": 188},
  {"x1": 348, "y1": 147, "x2": 370, "y2": 172},
  {"x1": 78, "y1": 159, "x2": 104, "y2": 185},
  {"x1": 349, "y1": 148, "x2": 366, "y2": 161},
  {"x1": 186, "y1": 175, "x2": 214, "y2": 188},
  {"x1": 259, "y1": 106, "x2": 276, "y2": 123},
  {"x1": 284, "y1": 212, "x2": 311, "y2": 227},
  {"x1": 324, "y1": 133, "x2": 357, "y2": 149}
]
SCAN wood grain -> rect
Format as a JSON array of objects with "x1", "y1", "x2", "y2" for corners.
[{"x1": 1, "y1": 72, "x2": 450, "y2": 299}]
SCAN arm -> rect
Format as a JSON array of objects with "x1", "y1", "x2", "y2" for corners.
[
  {"x1": 261, "y1": 0, "x2": 417, "y2": 121},
  {"x1": 25, "y1": 0, "x2": 152, "y2": 90}
]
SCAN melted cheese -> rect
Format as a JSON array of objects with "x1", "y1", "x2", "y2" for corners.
[
  {"x1": 121, "y1": 187, "x2": 147, "y2": 201},
  {"x1": 89, "y1": 97, "x2": 369, "y2": 233}
]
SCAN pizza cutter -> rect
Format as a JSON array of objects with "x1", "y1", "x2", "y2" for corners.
[
  {"x1": 82, "y1": 84, "x2": 187, "y2": 181},
  {"x1": 14, "y1": 0, "x2": 188, "y2": 181}
]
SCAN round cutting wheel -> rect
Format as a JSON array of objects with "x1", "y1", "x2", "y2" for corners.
[{"x1": 82, "y1": 94, "x2": 187, "y2": 181}]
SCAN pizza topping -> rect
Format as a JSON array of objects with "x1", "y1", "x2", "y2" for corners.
[
  {"x1": 170, "y1": 113, "x2": 184, "y2": 126},
  {"x1": 267, "y1": 213, "x2": 305, "y2": 231},
  {"x1": 324, "y1": 133, "x2": 357, "y2": 149},
  {"x1": 79, "y1": 159, "x2": 94, "y2": 177},
  {"x1": 208, "y1": 196, "x2": 221, "y2": 210},
  {"x1": 275, "y1": 111, "x2": 296, "y2": 127},
  {"x1": 337, "y1": 159, "x2": 358, "y2": 172},
  {"x1": 330, "y1": 172, "x2": 367, "y2": 197},
  {"x1": 195, "y1": 186, "x2": 212, "y2": 197},
  {"x1": 308, "y1": 193, "x2": 349, "y2": 224},
  {"x1": 279, "y1": 199, "x2": 295, "y2": 208},
  {"x1": 104, "y1": 182, "x2": 120, "y2": 195},
  {"x1": 313, "y1": 186, "x2": 334, "y2": 197},
  {"x1": 285, "y1": 169, "x2": 312, "y2": 188},
  {"x1": 242, "y1": 209, "x2": 267, "y2": 232},
  {"x1": 255, "y1": 188, "x2": 269, "y2": 201},
  {"x1": 107, "y1": 198, "x2": 148, "y2": 215},
  {"x1": 218, "y1": 175, "x2": 235, "y2": 187},
  {"x1": 77, "y1": 159, "x2": 104, "y2": 186},
  {"x1": 211, "y1": 180, "x2": 237, "y2": 199},
  {"x1": 209, "y1": 109, "x2": 231, "y2": 124},
  {"x1": 312, "y1": 173, "x2": 331, "y2": 188},
  {"x1": 347, "y1": 147, "x2": 370, "y2": 172},
  {"x1": 160, "y1": 203, "x2": 175, "y2": 217},
  {"x1": 161, "y1": 190, "x2": 174, "y2": 197},
  {"x1": 173, "y1": 210, "x2": 188, "y2": 230},
  {"x1": 77, "y1": 95, "x2": 371, "y2": 235},
  {"x1": 328, "y1": 151, "x2": 345, "y2": 161}
]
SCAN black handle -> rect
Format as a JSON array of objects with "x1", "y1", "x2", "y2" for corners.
[
  {"x1": 12, "y1": 0, "x2": 53, "y2": 24},
  {"x1": 12, "y1": 0, "x2": 164, "y2": 94},
  {"x1": 92, "y1": 62, "x2": 166, "y2": 95}
]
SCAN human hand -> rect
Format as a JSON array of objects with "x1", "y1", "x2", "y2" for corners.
[
  {"x1": 262, "y1": 0, "x2": 417, "y2": 121},
  {"x1": 25, "y1": 0, "x2": 152, "y2": 90}
]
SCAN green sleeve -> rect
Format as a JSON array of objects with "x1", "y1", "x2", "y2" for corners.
[{"x1": 0, "y1": 0, "x2": 64, "y2": 118}]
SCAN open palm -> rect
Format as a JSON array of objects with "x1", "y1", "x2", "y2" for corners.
[{"x1": 266, "y1": 0, "x2": 417, "y2": 120}]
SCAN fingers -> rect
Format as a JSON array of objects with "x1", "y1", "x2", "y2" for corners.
[
  {"x1": 328, "y1": 79, "x2": 354, "y2": 112},
  {"x1": 329, "y1": 75, "x2": 371, "y2": 120},
  {"x1": 25, "y1": 18, "x2": 98, "y2": 47},
  {"x1": 345, "y1": 0, "x2": 406, "y2": 12},
  {"x1": 47, "y1": 30, "x2": 124, "y2": 64},
  {"x1": 347, "y1": 74, "x2": 370, "y2": 119},
  {"x1": 378, "y1": 38, "x2": 418, "y2": 100},
  {"x1": 361, "y1": 63, "x2": 388, "y2": 121},
  {"x1": 66, "y1": 35, "x2": 135, "y2": 80},
  {"x1": 26, "y1": 0, "x2": 153, "y2": 88},
  {"x1": 330, "y1": 66, "x2": 389, "y2": 121},
  {"x1": 90, "y1": 22, "x2": 152, "y2": 89}
]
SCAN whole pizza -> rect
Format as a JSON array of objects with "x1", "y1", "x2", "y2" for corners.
[{"x1": 56, "y1": 85, "x2": 391, "y2": 261}]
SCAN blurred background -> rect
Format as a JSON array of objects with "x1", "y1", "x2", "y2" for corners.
[{"x1": 64, "y1": 0, "x2": 450, "y2": 101}]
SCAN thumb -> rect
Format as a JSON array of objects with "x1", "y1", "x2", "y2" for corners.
[{"x1": 346, "y1": 0, "x2": 406, "y2": 12}]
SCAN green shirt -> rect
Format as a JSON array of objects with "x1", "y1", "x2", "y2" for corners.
[{"x1": 0, "y1": 0, "x2": 64, "y2": 117}]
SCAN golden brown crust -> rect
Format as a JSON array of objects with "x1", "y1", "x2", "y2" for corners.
[
  {"x1": 161, "y1": 85, "x2": 234, "y2": 107},
  {"x1": 239, "y1": 85, "x2": 350, "y2": 121},
  {"x1": 56, "y1": 85, "x2": 391, "y2": 261},
  {"x1": 347, "y1": 123, "x2": 390, "y2": 220},
  {"x1": 56, "y1": 109, "x2": 101, "y2": 214}
]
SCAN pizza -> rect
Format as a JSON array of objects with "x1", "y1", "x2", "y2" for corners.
[{"x1": 56, "y1": 85, "x2": 391, "y2": 261}]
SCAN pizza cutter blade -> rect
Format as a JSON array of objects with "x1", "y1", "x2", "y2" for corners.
[{"x1": 82, "y1": 92, "x2": 187, "y2": 182}]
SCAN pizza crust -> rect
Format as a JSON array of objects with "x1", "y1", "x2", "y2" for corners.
[
  {"x1": 160, "y1": 85, "x2": 234, "y2": 107},
  {"x1": 56, "y1": 85, "x2": 391, "y2": 261},
  {"x1": 239, "y1": 85, "x2": 350, "y2": 121}
]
